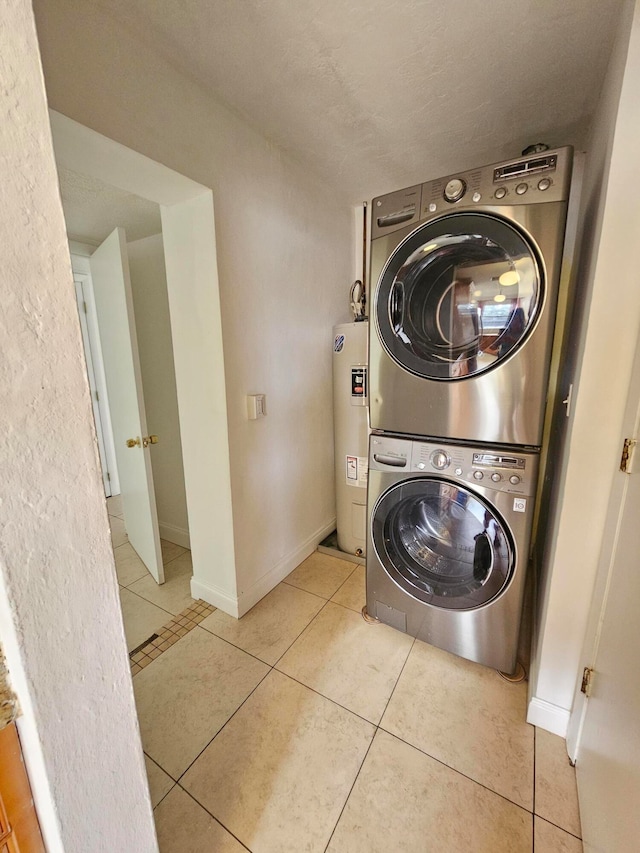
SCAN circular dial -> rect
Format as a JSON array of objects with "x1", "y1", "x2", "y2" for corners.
[
  {"x1": 443, "y1": 178, "x2": 466, "y2": 203},
  {"x1": 429, "y1": 449, "x2": 450, "y2": 470}
]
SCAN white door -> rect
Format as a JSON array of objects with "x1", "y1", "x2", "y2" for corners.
[
  {"x1": 90, "y1": 228, "x2": 164, "y2": 583},
  {"x1": 575, "y1": 350, "x2": 640, "y2": 850}
]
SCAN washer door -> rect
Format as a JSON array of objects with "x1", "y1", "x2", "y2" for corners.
[
  {"x1": 375, "y1": 213, "x2": 541, "y2": 380},
  {"x1": 372, "y1": 478, "x2": 514, "y2": 610}
]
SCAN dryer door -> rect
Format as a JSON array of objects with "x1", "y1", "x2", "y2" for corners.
[
  {"x1": 375, "y1": 213, "x2": 541, "y2": 380},
  {"x1": 371, "y1": 478, "x2": 514, "y2": 610}
]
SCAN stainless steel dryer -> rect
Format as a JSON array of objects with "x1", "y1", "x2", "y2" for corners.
[
  {"x1": 366, "y1": 434, "x2": 539, "y2": 673},
  {"x1": 369, "y1": 146, "x2": 573, "y2": 447}
]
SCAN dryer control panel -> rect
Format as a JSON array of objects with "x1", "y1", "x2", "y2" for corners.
[
  {"x1": 370, "y1": 145, "x2": 573, "y2": 238},
  {"x1": 370, "y1": 435, "x2": 538, "y2": 497}
]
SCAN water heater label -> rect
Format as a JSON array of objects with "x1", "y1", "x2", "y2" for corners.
[
  {"x1": 351, "y1": 366, "x2": 367, "y2": 398},
  {"x1": 346, "y1": 455, "x2": 368, "y2": 488}
]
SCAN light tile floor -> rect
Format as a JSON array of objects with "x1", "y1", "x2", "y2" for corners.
[{"x1": 106, "y1": 500, "x2": 583, "y2": 852}]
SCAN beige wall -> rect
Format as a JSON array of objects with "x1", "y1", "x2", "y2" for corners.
[
  {"x1": 33, "y1": 0, "x2": 353, "y2": 607},
  {"x1": 529, "y1": 0, "x2": 639, "y2": 735},
  {"x1": 128, "y1": 233, "x2": 190, "y2": 547},
  {"x1": 0, "y1": 1, "x2": 157, "y2": 848}
]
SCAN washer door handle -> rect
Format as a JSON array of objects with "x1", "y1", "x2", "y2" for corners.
[
  {"x1": 373, "y1": 454, "x2": 407, "y2": 468},
  {"x1": 473, "y1": 531, "x2": 493, "y2": 583}
]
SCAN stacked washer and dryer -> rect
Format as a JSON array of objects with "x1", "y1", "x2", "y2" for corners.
[{"x1": 366, "y1": 146, "x2": 573, "y2": 674}]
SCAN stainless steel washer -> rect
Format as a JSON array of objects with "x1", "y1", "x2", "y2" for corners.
[
  {"x1": 369, "y1": 146, "x2": 573, "y2": 447},
  {"x1": 366, "y1": 434, "x2": 539, "y2": 672}
]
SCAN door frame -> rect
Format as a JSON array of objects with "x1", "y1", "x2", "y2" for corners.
[
  {"x1": 72, "y1": 256, "x2": 121, "y2": 497},
  {"x1": 50, "y1": 111, "x2": 238, "y2": 613}
]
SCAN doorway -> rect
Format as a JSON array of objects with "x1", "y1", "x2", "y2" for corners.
[{"x1": 49, "y1": 110, "x2": 238, "y2": 618}]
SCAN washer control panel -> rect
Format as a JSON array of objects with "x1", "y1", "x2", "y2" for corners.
[{"x1": 370, "y1": 435, "x2": 537, "y2": 496}]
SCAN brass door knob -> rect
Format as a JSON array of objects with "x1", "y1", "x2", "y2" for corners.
[
  {"x1": 142, "y1": 434, "x2": 159, "y2": 448},
  {"x1": 126, "y1": 437, "x2": 141, "y2": 448}
]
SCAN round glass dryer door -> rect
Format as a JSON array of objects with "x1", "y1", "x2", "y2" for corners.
[
  {"x1": 371, "y1": 478, "x2": 514, "y2": 610},
  {"x1": 376, "y1": 213, "x2": 542, "y2": 380}
]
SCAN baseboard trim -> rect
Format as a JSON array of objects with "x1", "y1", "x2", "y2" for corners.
[
  {"x1": 527, "y1": 697, "x2": 571, "y2": 737},
  {"x1": 190, "y1": 577, "x2": 239, "y2": 618},
  {"x1": 158, "y1": 522, "x2": 190, "y2": 550},
  {"x1": 236, "y1": 518, "x2": 337, "y2": 618}
]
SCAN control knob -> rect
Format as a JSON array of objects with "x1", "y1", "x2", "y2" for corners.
[
  {"x1": 430, "y1": 450, "x2": 450, "y2": 470},
  {"x1": 491, "y1": 472, "x2": 502, "y2": 482},
  {"x1": 443, "y1": 178, "x2": 466, "y2": 203},
  {"x1": 473, "y1": 471, "x2": 484, "y2": 480},
  {"x1": 509, "y1": 475, "x2": 521, "y2": 485}
]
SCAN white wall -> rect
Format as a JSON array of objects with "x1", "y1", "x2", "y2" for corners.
[
  {"x1": 128, "y1": 233, "x2": 190, "y2": 547},
  {"x1": 33, "y1": 0, "x2": 353, "y2": 613},
  {"x1": 0, "y1": 1, "x2": 157, "y2": 850},
  {"x1": 529, "y1": 0, "x2": 638, "y2": 736}
]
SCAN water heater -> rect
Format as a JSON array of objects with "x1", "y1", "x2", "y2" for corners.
[{"x1": 333, "y1": 321, "x2": 369, "y2": 556}]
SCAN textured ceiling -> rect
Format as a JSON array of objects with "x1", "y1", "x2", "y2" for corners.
[
  {"x1": 96, "y1": 0, "x2": 625, "y2": 203},
  {"x1": 57, "y1": 167, "x2": 162, "y2": 245}
]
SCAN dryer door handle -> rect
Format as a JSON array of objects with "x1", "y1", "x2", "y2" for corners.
[
  {"x1": 390, "y1": 283, "x2": 404, "y2": 332},
  {"x1": 373, "y1": 454, "x2": 408, "y2": 468}
]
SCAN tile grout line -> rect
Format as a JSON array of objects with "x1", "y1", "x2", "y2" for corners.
[
  {"x1": 325, "y1": 560, "x2": 361, "y2": 596},
  {"x1": 161, "y1": 548, "x2": 189, "y2": 568},
  {"x1": 272, "y1": 597, "x2": 332, "y2": 668},
  {"x1": 377, "y1": 635, "x2": 417, "y2": 724},
  {"x1": 373, "y1": 637, "x2": 539, "y2": 817},
  {"x1": 323, "y1": 725, "x2": 377, "y2": 853},
  {"x1": 173, "y1": 784, "x2": 252, "y2": 852},
  {"x1": 380, "y1": 724, "x2": 536, "y2": 815},
  {"x1": 169, "y1": 592, "x2": 358, "y2": 819},
  {"x1": 270, "y1": 670, "x2": 380, "y2": 730},
  {"x1": 322, "y1": 633, "x2": 418, "y2": 851},
  {"x1": 535, "y1": 816, "x2": 583, "y2": 842},
  {"x1": 124, "y1": 584, "x2": 182, "y2": 618},
  {"x1": 175, "y1": 665, "x2": 273, "y2": 785}
]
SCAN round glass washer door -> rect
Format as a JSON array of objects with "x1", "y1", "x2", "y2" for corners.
[
  {"x1": 371, "y1": 478, "x2": 514, "y2": 610},
  {"x1": 375, "y1": 213, "x2": 542, "y2": 380}
]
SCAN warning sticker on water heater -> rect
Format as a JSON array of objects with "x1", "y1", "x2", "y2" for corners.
[
  {"x1": 513, "y1": 498, "x2": 527, "y2": 513},
  {"x1": 346, "y1": 456, "x2": 368, "y2": 488}
]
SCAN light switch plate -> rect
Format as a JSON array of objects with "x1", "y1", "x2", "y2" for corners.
[{"x1": 247, "y1": 394, "x2": 266, "y2": 419}]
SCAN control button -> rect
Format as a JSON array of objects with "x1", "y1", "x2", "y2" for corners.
[
  {"x1": 428, "y1": 202, "x2": 437, "y2": 213},
  {"x1": 417, "y1": 462, "x2": 426, "y2": 470},
  {"x1": 443, "y1": 178, "x2": 466, "y2": 203},
  {"x1": 472, "y1": 192, "x2": 482, "y2": 202},
  {"x1": 473, "y1": 471, "x2": 484, "y2": 480},
  {"x1": 516, "y1": 182, "x2": 528, "y2": 195},
  {"x1": 509, "y1": 475, "x2": 521, "y2": 485},
  {"x1": 494, "y1": 187, "x2": 507, "y2": 199},
  {"x1": 538, "y1": 178, "x2": 551, "y2": 191},
  {"x1": 430, "y1": 449, "x2": 451, "y2": 470},
  {"x1": 491, "y1": 472, "x2": 502, "y2": 482},
  {"x1": 454, "y1": 467, "x2": 463, "y2": 476}
]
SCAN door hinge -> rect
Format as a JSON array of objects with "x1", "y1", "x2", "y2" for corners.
[
  {"x1": 619, "y1": 438, "x2": 637, "y2": 474},
  {"x1": 107, "y1": 472, "x2": 111, "y2": 481},
  {"x1": 581, "y1": 666, "x2": 594, "y2": 697},
  {"x1": 95, "y1": 389, "x2": 100, "y2": 402},
  {"x1": 83, "y1": 300, "x2": 88, "y2": 314}
]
